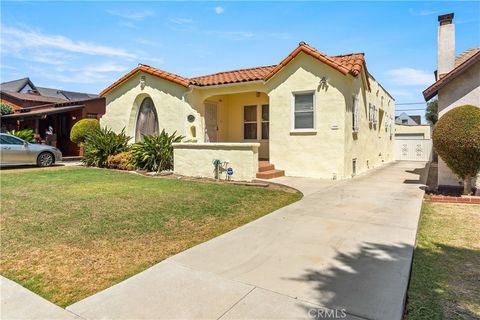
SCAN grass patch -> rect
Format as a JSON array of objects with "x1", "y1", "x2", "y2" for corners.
[
  {"x1": 406, "y1": 202, "x2": 480, "y2": 319},
  {"x1": 0, "y1": 166, "x2": 301, "y2": 307}
]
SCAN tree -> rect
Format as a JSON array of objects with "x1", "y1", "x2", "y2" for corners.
[
  {"x1": 70, "y1": 119, "x2": 100, "y2": 145},
  {"x1": 425, "y1": 99, "x2": 438, "y2": 125},
  {"x1": 432, "y1": 105, "x2": 480, "y2": 194}
]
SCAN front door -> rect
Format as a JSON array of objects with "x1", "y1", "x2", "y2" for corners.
[{"x1": 204, "y1": 101, "x2": 218, "y2": 142}]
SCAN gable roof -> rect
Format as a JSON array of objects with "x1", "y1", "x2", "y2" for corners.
[
  {"x1": 99, "y1": 64, "x2": 190, "y2": 96},
  {"x1": 0, "y1": 77, "x2": 38, "y2": 93},
  {"x1": 423, "y1": 49, "x2": 480, "y2": 101},
  {"x1": 100, "y1": 42, "x2": 370, "y2": 96}
]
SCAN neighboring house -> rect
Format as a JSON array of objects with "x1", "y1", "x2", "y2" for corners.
[
  {"x1": 423, "y1": 13, "x2": 480, "y2": 189},
  {"x1": 395, "y1": 112, "x2": 421, "y2": 125},
  {"x1": 0, "y1": 78, "x2": 106, "y2": 156},
  {"x1": 394, "y1": 113, "x2": 431, "y2": 140},
  {"x1": 101, "y1": 42, "x2": 395, "y2": 180}
]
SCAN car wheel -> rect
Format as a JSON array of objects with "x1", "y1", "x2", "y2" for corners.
[{"x1": 37, "y1": 152, "x2": 54, "y2": 167}]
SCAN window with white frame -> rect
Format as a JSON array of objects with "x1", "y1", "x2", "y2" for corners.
[
  {"x1": 352, "y1": 95, "x2": 359, "y2": 132},
  {"x1": 261, "y1": 104, "x2": 269, "y2": 140},
  {"x1": 293, "y1": 92, "x2": 314, "y2": 130},
  {"x1": 243, "y1": 105, "x2": 257, "y2": 140}
]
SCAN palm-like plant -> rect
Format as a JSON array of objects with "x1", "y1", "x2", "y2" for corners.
[
  {"x1": 83, "y1": 127, "x2": 131, "y2": 167},
  {"x1": 132, "y1": 130, "x2": 183, "y2": 172},
  {"x1": 8, "y1": 129, "x2": 35, "y2": 142}
]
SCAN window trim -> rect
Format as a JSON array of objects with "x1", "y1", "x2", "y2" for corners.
[
  {"x1": 243, "y1": 105, "x2": 258, "y2": 141},
  {"x1": 291, "y1": 90, "x2": 316, "y2": 132},
  {"x1": 261, "y1": 104, "x2": 269, "y2": 141}
]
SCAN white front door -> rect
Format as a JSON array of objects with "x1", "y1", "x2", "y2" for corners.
[{"x1": 204, "y1": 101, "x2": 218, "y2": 142}]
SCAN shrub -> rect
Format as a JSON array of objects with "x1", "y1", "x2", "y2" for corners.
[
  {"x1": 70, "y1": 119, "x2": 100, "y2": 145},
  {"x1": 106, "y1": 151, "x2": 134, "y2": 171},
  {"x1": 433, "y1": 105, "x2": 480, "y2": 194},
  {"x1": 7, "y1": 129, "x2": 35, "y2": 142},
  {"x1": 132, "y1": 130, "x2": 183, "y2": 172},
  {"x1": 1, "y1": 102, "x2": 14, "y2": 115},
  {"x1": 83, "y1": 127, "x2": 131, "y2": 168}
]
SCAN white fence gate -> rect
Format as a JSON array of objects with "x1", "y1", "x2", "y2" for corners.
[{"x1": 395, "y1": 139, "x2": 432, "y2": 161}]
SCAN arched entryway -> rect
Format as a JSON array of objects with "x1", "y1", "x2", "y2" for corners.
[{"x1": 135, "y1": 97, "x2": 159, "y2": 142}]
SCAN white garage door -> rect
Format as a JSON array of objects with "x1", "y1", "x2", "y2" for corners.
[{"x1": 395, "y1": 139, "x2": 432, "y2": 161}]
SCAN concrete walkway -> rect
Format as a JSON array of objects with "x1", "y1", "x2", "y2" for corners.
[
  {"x1": 0, "y1": 276, "x2": 80, "y2": 320},
  {"x1": 64, "y1": 161, "x2": 427, "y2": 320}
]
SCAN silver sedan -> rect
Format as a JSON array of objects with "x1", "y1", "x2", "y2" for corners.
[{"x1": 0, "y1": 133, "x2": 62, "y2": 167}]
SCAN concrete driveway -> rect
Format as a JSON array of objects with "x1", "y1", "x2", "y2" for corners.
[{"x1": 63, "y1": 161, "x2": 426, "y2": 320}]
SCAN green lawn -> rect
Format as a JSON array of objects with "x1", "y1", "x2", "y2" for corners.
[
  {"x1": 406, "y1": 202, "x2": 480, "y2": 319},
  {"x1": 0, "y1": 166, "x2": 301, "y2": 307}
]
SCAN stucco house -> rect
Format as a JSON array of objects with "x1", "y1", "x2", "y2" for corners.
[
  {"x1": 423, "y1": 13, "x2": 480, "y2": 189},
  {"x1": 101, "y1": 42, "x2": 395, "y2": 181}
]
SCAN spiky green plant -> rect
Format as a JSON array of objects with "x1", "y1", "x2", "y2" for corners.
[
  {"x1": 83, "y1": 127, "x2": 131, "y2": 167},
  {"x1": 7, "y1": 129, "x2": 35, "y2": 142},
  {"x1": 132, "y1": 130, "x2": 183, "y2": 172}
]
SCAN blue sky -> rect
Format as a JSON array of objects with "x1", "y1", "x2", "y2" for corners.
[{"x1": 1, "y1": 1, "x2": 479, "y2": 115}]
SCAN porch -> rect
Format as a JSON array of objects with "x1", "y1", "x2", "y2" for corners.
[{"x1": 174, "y1": 90, "x2": 284, "y2": 181}]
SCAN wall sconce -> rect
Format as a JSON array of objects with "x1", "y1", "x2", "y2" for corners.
[
  {"x1": 319, "y1": 76, "x2": 328, "y2": 90},
  {"x1": 72, "y1": 116, "x2": 77, "y2": 120},
  {"x1": 140, "y1": 75, "x2": 146, "y2": 90}
]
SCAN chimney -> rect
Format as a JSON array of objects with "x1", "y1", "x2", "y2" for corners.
[{"x1": 437, "y1": 13, "x2": 455, "y2": 80}]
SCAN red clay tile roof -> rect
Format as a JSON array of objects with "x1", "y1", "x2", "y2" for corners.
[
  {"x1": 100, "y1": 42, "x2": 369, "y2": 95},
  {"x1": 455, "y1": 48, "x2": 480, "y2": 67},
  {"x1": 99, "y1": 64, "x2": 190, "y2": 96},
  {"x1": 190, "y1": 65, "x2": 277, "y2": 86},
  {"x1": 423, "y1": 50, "x2": 480, "y2": 101}
]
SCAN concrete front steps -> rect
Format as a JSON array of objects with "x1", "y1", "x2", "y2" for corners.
[{"x1": 256, "y1": 161, "x2": 285, "y2": 179}]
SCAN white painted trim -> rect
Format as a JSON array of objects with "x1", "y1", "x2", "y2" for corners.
[{"x1": 291, "y1": 90, "x2": 316, "y2": 131}]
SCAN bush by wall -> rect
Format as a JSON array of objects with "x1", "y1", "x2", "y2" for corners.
[
  {"x1": 433, "y1": 105, "x2": 480, "y2": 194},
  {"x1": 132, "y1": 130, "x2": 183, "y2": 172},
  {"x1": 70, "y1": 119, "x2": 100, "y2": 145},
  {"x1": 106, "y1": 151, "x2": 134, "y2": 171},
  {"x1": 83, "y1": 127, "x2": 131, "y2": 168}
]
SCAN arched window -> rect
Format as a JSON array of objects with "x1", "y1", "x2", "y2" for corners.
[{"x1": 135, "y1": 97, "x2": 159, "y2": 142}]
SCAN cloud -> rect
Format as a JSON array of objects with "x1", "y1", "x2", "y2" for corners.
[
  {"x1": 409, "y1": 9, "x2": 441, "y2": 16},
  {"x1": 27, "y1": 63, "x2": 129, "y2": 84},
  {"x1": 119, "y1": 21, "x2": 139, "y2": 29},
  {"x1": 106, "y1": 9, "x2": 154, "y2": 20},
  {"x1": 1, "y1": 25, "x2": 136, "y2": 59},
  {"x1": 385, "y1": 68, "x2": 434, "y2": 86},
  {"x1": 136, "y1": 38, "x2": 163, "y2": 47},
  {"x1": 170, "y1": 18, "x2": 193, "y2": 25},
  {"x1": 215, "y1": 6, "x2": 224, "y2": 14},
  {"x1": 205, "y1": 30, "x2": 290, "y2": 41}
]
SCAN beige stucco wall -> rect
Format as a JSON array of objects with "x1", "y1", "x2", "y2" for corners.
[
  {"x1": 342, "y1": 73, "x2": 395, "y2": 178},
  {"x1": 101, "y1": 72, "x2": 200, "y2": 141},
  {"x1": 264, "y1": 53, "x2": 347, "y2": 179},
  {"x1": 395, "y1": 124, "x2": 431, "y2": 139},
  {"x1": 437, "y1": 61, "x2": 480, "y2": 187},
  {"x1": 173, "y1": 142, "x2": 259, "y2": 181}
]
